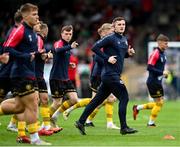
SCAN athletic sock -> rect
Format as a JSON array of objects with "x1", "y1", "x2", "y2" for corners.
[
  {"x1": 28, "y1": 122, "x2": 39, "y2": 142},
  {"x1": 149, "y1": 100, "x2": 163, "y2": 123},
  {"x1": 0, "y1": 107, "x2": 4, "y2": 115},
  {"x1": 52, "y1": 100, "x2": 75, "y2": 119},
  {"x1": 40, "y1": 105, "x2": 50, "y2": 129},
  {"x1": 73, "y1": 98, "x2": 91, "y2": 108},
  {"x1": 87, "y1": 108, "x2": 99, "y2": 121},
  {"x1": 49, "y1": 106, "x2": 56, "y2": 117},
  {"x1": 105, "y1": 101, "x2": 113, "y2": 123},
  {"x1": 18, "y1": 121, "x2": 26, "y2": 137},
  {"x1": 9, "y1": 115, "x2": 17, "y2": 126},
  {"x1": 143, "y1": 102, "x2": 156, "y2": 109}
]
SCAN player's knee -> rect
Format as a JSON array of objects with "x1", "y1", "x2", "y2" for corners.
[
  {"x1": 53, "y1": 98, "x2": 62, "y2": 108},
  {"x1": 40, "y1": 97, "x2": 48, "y2": 105},
  {"x1": 107, "y1": 94, "x2": 116, "y2": 103},
  {"x1": 15, "y1": 104, "x2": 25, "y2": 113},
  {"x1": 39, "y1": 93, "x2": 49, "y2": 104},
  {"x1": 70, "y1": 98, "x2": 78, "y2": 104}
]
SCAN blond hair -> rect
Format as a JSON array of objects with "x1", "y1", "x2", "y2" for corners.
[
  {"x1": 20, "y1": 3, "x2": 38, "y2": 16},
  {"x1": 39, "y1": 21, "x2": 48, "y2": 30},
  {"x1": 61, "y1": 25, "x2": 73, "y2": 33},
  {"x1": 14, "y1": 9, "x2": 22, "y2": 23},
  {"x1": 156, "y1": 34, "x2": 169, "y2": 42},
  {"x1": 98, "y1": 23, "x2": 112, "y2": 35}
]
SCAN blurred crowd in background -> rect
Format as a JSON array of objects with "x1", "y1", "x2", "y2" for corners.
[{"x1": 0, "y1": 0, "x2": 180, "y2": 99}]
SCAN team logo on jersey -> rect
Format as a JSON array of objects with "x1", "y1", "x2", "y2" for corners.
[
  {"x1": 26, "y1": 84, "x2": 32, "y2": 90},
  {"x1": 55, "y1": 91, "x2": 59, "y2": 95},
  {"x1": 97, "y1": 40, "x2": 100, "y2": 44},
  {"x1": 125, "y1": 40, "x2": 128, "y2": 45},
  {"x1": 119, "y1": 80, "x2": 124, "y2": 84},
  {"x1": 158, "y1": 75, "x2": 163, "y2": 80},
  {"x1": 0, "y1": 89, "x2": 4, "y2": 95},
  {"x1": 28, "y1": 35, "x2": 32, "y2": 42},
  {"x1": 157, "y1": 91, "x2": 160, "y2": 95},
  {"x1": 161, "y1": 57, "x2": 164, "y2": 62}
]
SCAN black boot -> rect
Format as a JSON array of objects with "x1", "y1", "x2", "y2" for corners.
[
  {"x1": 85, "y1": 122, "x2": 95, "y2": 127},
  {"x1": 120, "y1": 127, "x2": 138, "y2": 135},
  {"x1": 75, "y1": 121, "x2": 86, "y2": 135}
]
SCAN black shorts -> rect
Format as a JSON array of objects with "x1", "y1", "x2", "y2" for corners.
[
  {"x1": 71, "y1": 80, "x2": 76, "y2": 88},
  {"x1": 90, "y1": 76, "x2": 101, "y2": 93},
  {"x1": 50, "y1": 79, "x2": 76, "y2": 99},
  {"x1": 146, "y1": 82, "x2": 164, "y2": 98},
  {"x1": 36, "y1": 78, "x2": 48, "y2": 93},
  {"x1": 11, "y1": 78, "x2": 36, "y2": 97},
  {"x1": 0, "y1": 78, "x2": 11, "y2": 98}
]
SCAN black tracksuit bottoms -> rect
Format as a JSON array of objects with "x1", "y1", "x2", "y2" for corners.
[{"x1": 78, "y1": 76, "x2": 129, "y2": 129}]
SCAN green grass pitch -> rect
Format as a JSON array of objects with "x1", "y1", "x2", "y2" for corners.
[{"x1": 0, "y1": 100, "x2": 180, "y2": 146}]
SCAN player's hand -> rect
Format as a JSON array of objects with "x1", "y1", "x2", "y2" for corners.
[
  {"x1": 41, "y1": 53, "x2": 48, "y2": 60},
  {"x1": 69, "y1": 62, "x2": 76, "y2": 68},
  {"x1": 39, "y1": 48, "x2": 46, "y2": 54},
  {"x1": 30, "y1": 52, "x2": 35, "y2": 61},
  {"x1": 47, "y1": 51, "x2": 53, "y2": 59},
  {"x1": 71, "y1": 41, "x2": 78, "y2": 48},
  {"x1": 0, "y1": 53, "x2": 9, "y2": 64},
  {"x1": 163, "y1": 70, "x2": 169, "y2": 78},
  {"x1": 108, "y1": 56, "x2": 117, "y2": 64},
  {"x1": 128, "y1": 45, "x2": 135, "y2": 56}
]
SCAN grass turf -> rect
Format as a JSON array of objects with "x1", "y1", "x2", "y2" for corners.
[{"x1": 0, "y1": 100, "x2": 180, "y2": 146}]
